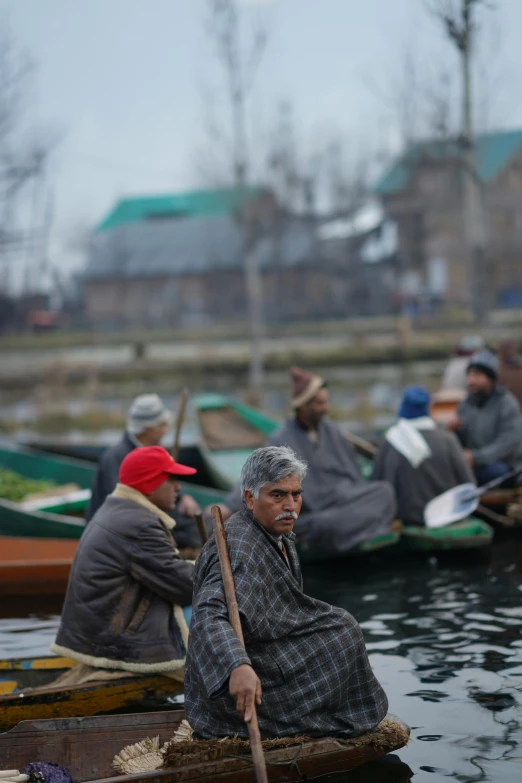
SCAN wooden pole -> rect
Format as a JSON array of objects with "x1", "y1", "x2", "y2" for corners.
[
  {"x1": 211, "y1": 505, "x2": 268, "y2": 783},
  {"x1": 193, "y1": 510, "x2": 209, "y2": 545},
  {"x1": 477, "y1": 503, "x2": 514, "y2": 528},
  {"x1": 172, "y1": 388, "x2": 189, "y2": 462},
  {"x1": 343, "y1": 431, "x2": 378, "y2": 458},
  {"x1": 460, "y1": 0, "x2": 487, "y2": 322}
]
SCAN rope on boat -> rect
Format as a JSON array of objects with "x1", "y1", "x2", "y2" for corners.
[{"x1": 113, "y1": 716, "x2": 410, "y2": 775}]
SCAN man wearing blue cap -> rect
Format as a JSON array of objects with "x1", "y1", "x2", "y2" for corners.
[{"x1": 372, "y1": 386, "x2": 473, "y2": 525}]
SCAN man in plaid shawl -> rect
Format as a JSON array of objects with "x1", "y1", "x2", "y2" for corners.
[{"x1": 185, "y1": 446, "x2": 388, "y2": 739}]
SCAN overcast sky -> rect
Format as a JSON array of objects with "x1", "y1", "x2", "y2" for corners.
[{"x1": 3, "y1": 0, "x2": 522, "y2": 275}]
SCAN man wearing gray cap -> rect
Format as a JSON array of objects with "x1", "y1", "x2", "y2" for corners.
[
  {"x1": 450, "y1": 349, "x2": 522, "y2": 486},
  {"x1": 86, "y1": 394, "x2": 200, "y2": 546}
]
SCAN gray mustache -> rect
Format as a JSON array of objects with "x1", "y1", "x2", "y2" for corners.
[{"x1": 275, "y1": 511, "x2": 298, "y2": 521}]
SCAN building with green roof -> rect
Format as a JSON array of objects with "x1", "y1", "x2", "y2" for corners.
[
  {"x1": 371, "y1": 129, "x2": 522, "y2": 308},
  {"x1": 96, "y1": 186, "x2": 264, "y2": 232},
  {"x1": 84, "y1": 185, "x2": 342, "y2": 329}
]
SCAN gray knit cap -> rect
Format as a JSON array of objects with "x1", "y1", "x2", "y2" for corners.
[
  {"x1": 467, "y1": 349, "x2": 498, "y2": 381},
  {"x1": 127, "y1": 394, "x2": 171, "y2": 435}
]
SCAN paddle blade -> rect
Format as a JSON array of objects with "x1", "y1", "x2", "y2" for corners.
[{"x1": 424, "y1": 482, "x2": 479, "y2": 529}]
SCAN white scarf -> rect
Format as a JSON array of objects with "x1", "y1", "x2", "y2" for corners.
[{"x1": 385, "y1": 416, "x2": 436, "y2": 468}]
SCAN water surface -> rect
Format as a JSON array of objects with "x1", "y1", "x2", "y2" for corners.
[{"x1": 2, "y1": 537, "x2": 522, "y2": 782}]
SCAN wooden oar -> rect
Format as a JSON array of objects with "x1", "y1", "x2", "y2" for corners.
[
  {"x1": 476, "y1": 503, "x2": 515, "y2": 528},
  {"x1": 193, "y1": 510, "x2": 209, "y2": 545},
  {"x1": 343, "y1": 430, "x2": 378, "y2": 458},
  {"x1": 172, "y1": 387, "x2": 189, "y2": 462},
  {"x1": 211, "y1": 505, "x2": 268, "y2": 783}
]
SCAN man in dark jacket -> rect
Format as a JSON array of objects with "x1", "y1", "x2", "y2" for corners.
[
  {"x1": 52, "y1": 446, "x2": 196, "y2": 674},
  {"x1": 451, "y1": 349, "x2": 522, "y2": 486},
  {"x1": 186, "y1": 446, "x2": 388, "y2": 739},
  {"x1": 86, "y1": 394, "x2": 201, "y2": 548},
  {"x1": 372, "y1": 386, "x2": 474, "y2": 525}
]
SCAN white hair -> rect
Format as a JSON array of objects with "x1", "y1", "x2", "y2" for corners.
[{"x1": 240, "y1": 446, "x2": 307, "y2": 499}]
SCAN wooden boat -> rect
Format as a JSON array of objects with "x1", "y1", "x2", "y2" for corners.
[
  {"x1": 193, "y1": 393, "x2": 374, "y2": 489},
  {"x1": 0, "y1": 445, "x2": 94, "y2": 539},
  {"x1": 0, "y1": 537, "x2": 78, "y2": 596},
  {"x1": 0, "y1": 444, "x2": 225, "y2": 540},
  {"x1": 0, "y1": 708, "x2": 410, "y2": 783},
  {"x1": 193, "y1": 393, "x2": 278, "y2": 490},
  {"x1": 0, "y1": 655, "x2": 183, "y2": 731},
  {"x1": 22, "y1": 437, "x2": 214, "y2": 486},
  {"x1": 297, "y1": 530, "x2": 402, "y2": 564},
  {"x1": 430, "y1": 388, "x2": 466, "y2": 425},
  {"x1": 194, "y1": 395, "x2": 435, "y2": 560},
  {"x1": 400, "y1": 517, "x2": 494, "y2": 552}
]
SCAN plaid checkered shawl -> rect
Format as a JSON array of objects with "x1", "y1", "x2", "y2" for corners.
[{"x1": 184, "y1": 509, "x2": 388, "y2": 739}]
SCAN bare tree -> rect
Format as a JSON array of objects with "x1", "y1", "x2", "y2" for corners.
[
  {"x1": 430, "y1": 0, "x2": 492, "y2": 322},
  {"x1": 362, "y1": 48, "x2": 425, "y2": 153},
  {"x1": 0, "y1": 24, "x2": 57, "y2": 291},
  {"x1": 207, "y1": 0, "x2": 268, "y2": 188},
  {"x1": 423, "y1": 64, "x2": 456, "y2": 139},
  {"x1": 265, "y1": 100, "x2": 302, "y2": 212},
  {"x1": 206, "y1": 0, "x2": 270, "y2": 403}
]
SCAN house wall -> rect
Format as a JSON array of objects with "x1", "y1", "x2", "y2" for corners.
[
  {"x1": 84, "y1": 271, "x2": 245, "y2": 329},
  {"x1": 84, "y1": 266, "x2": 357, "y2": 328},
  {"x1": 382, "y1": 151, "x2": 522, "y2": 305}
]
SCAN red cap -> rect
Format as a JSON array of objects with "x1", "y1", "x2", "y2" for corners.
[{"x1": 119, "y1": 446, "x2": 197, "y2": 495}]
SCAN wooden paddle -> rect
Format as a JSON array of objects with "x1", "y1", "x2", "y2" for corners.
[
  {"x1": 211, "y1": 505, "x2": 268, "y2": 783},
  {"x1": 193, "y1": 510, "x2": 209, "y2": 545},
  {"x1": 343, "y1": 430, "x2": 378, "y2": 458},
  {"x1": 425, "y1": 469, "x2": 522, "y2": 528},
  {"x1": 172, "y1": 388, "x2": 189, "y2": 462}
]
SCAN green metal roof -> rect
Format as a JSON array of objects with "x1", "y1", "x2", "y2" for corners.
[
  {"x1": 96, "y1": 186, "x2": 264, "y2": 232},
  {"x1": 373, "y1": 129, "x2": 522, "y2": 196}
]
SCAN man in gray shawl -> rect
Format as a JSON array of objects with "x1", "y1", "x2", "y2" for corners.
[
  {"x1": 451, "y1": 349, "x2": 522, "y2": 486},
  {"x1": 372, "y1": 386, "x2": 474, "y2": 525},
  {"x1": 185, "y1": 446, "x2": 389, "y2": 739},
  {"x1": 220, "y1": 367, "x2": 396, "y2": 557}
]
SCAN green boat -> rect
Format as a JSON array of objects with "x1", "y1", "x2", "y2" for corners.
[
  {"x1": 193, "y1": 393, "x2": 376, "y2": 489},
  {"x1": 400, "y1": 517, "x2": 494, "y2": 552},
  {"x1": 193, "y1": 395, "x2": 497, "y2": 557},
  {"x1": 193, "y1": 393, "x2": 278, "y2": 490},
  {"x1": 0, "y1": 446, "x2": 94, "y2": 539},
  {"x1": 0, "y1": 445, "x2": 225, "y2": 540},
  {"x1": 297, "y1": 530, "x2": 402, "y2": 565}
]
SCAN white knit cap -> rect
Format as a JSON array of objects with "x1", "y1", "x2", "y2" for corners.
[{"x1": 127, "y1": 394, "x2": 171, "y2": 435}]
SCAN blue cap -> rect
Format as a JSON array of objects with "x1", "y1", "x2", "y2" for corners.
[{"x1": 398, "y1": 386, "x2": 431, "y2": 420}]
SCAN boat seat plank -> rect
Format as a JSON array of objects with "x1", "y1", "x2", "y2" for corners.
[{"x1": 198, "y1": 408, "x2": 266, "y2": 451}]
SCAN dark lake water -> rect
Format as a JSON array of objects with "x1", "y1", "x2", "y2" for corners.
[{"x1": 2, "y1": 536, "x2": 522, "y2": 782}]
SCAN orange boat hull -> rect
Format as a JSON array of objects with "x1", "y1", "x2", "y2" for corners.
[{"x1": 0, "y1": 537, "x2": 77, "y2": 596}]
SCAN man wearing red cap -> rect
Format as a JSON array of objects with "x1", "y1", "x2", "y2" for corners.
[
  {"x1": 51, "y1": 447, "x2": 196, "y2": 675},
  {"x1": 221, "y1": 367, "x2": 396, "y2": 557},
  {"x1": 86, "y1": 393, "x2": 202, "y2": 549}
]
